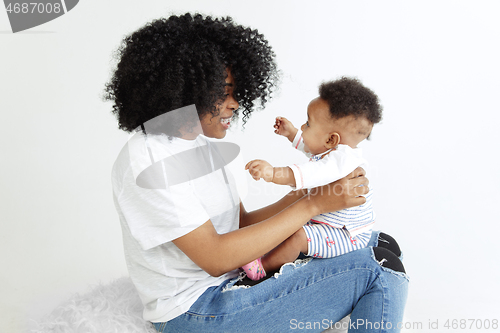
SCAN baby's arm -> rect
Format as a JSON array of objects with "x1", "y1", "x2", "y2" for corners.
[
  {"x1": 275, "y1": 117, "x2": 312, "y2": 158},
  {"x1": 290, "y1": 147, "x2": 367, "y2": 190},
  {"x1": 245, "y1": 160, "x2": 296, "y2": 187},
  {"x1": 274, "y1": 117, "x2": 298, "y2": 143}
]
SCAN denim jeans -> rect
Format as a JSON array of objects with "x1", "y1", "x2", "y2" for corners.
[{"x1": 153, "y1": 231, "x2": 408, "y2": 333}]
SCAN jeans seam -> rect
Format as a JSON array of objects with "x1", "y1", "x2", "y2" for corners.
[
  {"x1": 154, "y1": 321, "x2": 167, "y2": 332},
  {"x1": 368, "y1": 246, "x2": 408, "y2": 333}
]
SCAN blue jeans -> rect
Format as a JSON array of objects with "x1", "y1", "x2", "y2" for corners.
[{"x1": 153, "y1": 231, "x2": 408, "y2": 332}]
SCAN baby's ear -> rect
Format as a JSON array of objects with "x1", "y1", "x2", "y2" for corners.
[{"x1": 326, "y1": 132, "x2": 340, "y2": 149}]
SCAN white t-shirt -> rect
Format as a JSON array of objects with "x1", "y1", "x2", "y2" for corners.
[{"x1": 112, "y1": 132, "x2": 240, "y2": 322}]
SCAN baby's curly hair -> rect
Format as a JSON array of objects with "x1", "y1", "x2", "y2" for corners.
[
  {"x1": 319, "y1": 77, "x2": 382, "y2": 125},
  {"x1": 104, "y1": 13, "x2": 278, "y2": 135}
]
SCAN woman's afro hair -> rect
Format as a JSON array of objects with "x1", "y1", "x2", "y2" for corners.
[
  {"x1": 319, "y1": 77, "x2": 382, "y2": 125},
  {"x1": 104, "y1": 13, "x2": 278, "y2": 135}
]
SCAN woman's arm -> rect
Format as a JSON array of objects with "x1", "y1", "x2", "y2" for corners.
[
  {"x1": 239, "y1": 188, "x2": 307, "y2": 228},
  {"x1": 173, "y1": 167, "x2": 368, "y2": 277}
]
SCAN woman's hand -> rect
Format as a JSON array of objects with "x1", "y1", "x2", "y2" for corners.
[{"x1": 307, "y1": 167, "x2": 369, "y2": 216}]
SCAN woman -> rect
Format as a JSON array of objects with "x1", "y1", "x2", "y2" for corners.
[{"x1": 105, "y1": 13, "x2": 408, "y2": 332}]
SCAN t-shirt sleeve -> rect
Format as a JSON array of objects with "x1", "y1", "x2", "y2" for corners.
[
  {"x1": 117, "y1": 181, "x2": 210, "y2": 251},
  {"x1": 288, "y1": 145, "x2": 367, "y2": 190}
]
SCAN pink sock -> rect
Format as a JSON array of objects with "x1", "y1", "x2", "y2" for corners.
[{"x1": 241, "y1": 258, "x2": 266, "y2": 281}]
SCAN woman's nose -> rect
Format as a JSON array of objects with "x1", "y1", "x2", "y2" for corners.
[{"x1": 227, "y1": 94, "x2": 239, "y2": 110}]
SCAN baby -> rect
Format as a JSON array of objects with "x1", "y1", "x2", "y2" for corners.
[{"x1": 242, "y1": 77, "x2": 382, "y2": 280}]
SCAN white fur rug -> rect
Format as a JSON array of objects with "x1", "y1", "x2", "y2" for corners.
[{"x1": 30, "y1": 277, "x2": 156, "y2": 333}]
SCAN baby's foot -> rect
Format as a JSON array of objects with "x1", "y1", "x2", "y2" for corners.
[{"x1": 241, "y1": 258, "x2": 266, "y2": 281}]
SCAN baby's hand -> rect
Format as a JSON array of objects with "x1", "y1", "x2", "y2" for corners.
[
  {"x1": 274, "y1": 116, "x2": 298, "y2": 142},
  {"x1": 245, "y1": 159, "x2": 274, "y2": 182}
]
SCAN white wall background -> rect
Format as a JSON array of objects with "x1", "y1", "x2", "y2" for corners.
[{"x1": 1, "y1": 1, "x2": 499, "y2": 332}]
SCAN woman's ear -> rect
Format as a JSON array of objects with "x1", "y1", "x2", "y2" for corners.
[{"x1": 326, "y1": 132, "x2": 340, "y2": 149}]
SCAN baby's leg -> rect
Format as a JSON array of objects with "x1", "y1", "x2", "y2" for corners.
[
  {"x1": 241, "y1": 229, "x2": 307, "y2": 281},
  {"x1": 261, "y1": 228, "x2": 308, "y2": 274},
  {"x1": 303, "y1": 222, "x2": 369, "y2": 258}
]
